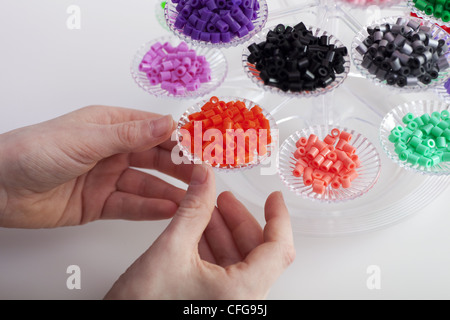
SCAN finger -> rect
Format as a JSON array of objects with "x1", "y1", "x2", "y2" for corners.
[
  {"x1": 84, "y1": 115, "x2": 174, "y2": 163},
  {"x1": 263, "y1": 192, "x2": 295, "y2": 246},
  {"x1": 158, "y1": 137, "x2": 177, "y2": 151},
  {"x1": 129, "y1": 146, "x2": 195, "y2": 185},
  {"x1": 74, "y1": 105, "x2": 165, "y2": 125},
  {"x1": 237, "y1": 192, "x2": 295, "y2": 292},
  {"x1": 163, "y1": 164, "x2": 215, "y2": 251},
  {"x1": 116, "y1": 168, "x2": 186, "y2": 205},
  {"x1": 204, "y1": 208, "x2": 242, "y2": 267},
  {"x1": 217, "y1": 192, "x2": 263, "y2": 258},
  {"x1": 102, "y1": 191, "x2": 178, "y2": 221},
  {"x1": 107, "y1": 114, "x2": 174, "y2": 154}
]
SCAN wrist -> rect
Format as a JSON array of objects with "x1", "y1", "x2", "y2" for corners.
[{"x1": 0, "y1": 133, "x2": 9, "y2": 219}]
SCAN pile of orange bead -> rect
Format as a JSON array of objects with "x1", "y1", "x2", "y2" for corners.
[
  {"x1": 292, "y1": 128, "x2": 361, "y2": 194},
  {"x1": 179, "y1": 96, "x2": 272, "y2": 167}
]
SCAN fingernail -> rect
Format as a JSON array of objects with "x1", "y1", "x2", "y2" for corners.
[
  {"x1": 190, "y1": 165, "x2": 209, "y2": 185},
  {"x1": 151, "y1": 115, "x2": 173, "y2": 138}
]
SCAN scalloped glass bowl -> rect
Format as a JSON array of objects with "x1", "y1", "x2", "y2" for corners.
[
  {"x1": 336, "y1": 0, "x2": 402, "y2": 8},
  {"x1": 380, "y1": 100, "x2": 450, "y2": 176},
  {"x1": 176, "y1": 97, "x2": 278, "y2": 172},
  {"x1": 130, "y1": 36, "x2": 228, "y2": 99},
  {"x1": 164, "y1": 0, "x2": 268, "y2": 48},
  {"x1": 407, "y1": 0, "x2": 450, "y2": 28},
  {"x1": 278, "y1": 125, "x2": 381, "y2": 203},
  {"x1": 242, "y1": 25, "x2": 351, "y2": 98},
  {"x1": 352, "y1": 16, "x2": 450, "y2": 93},
  {"x1": 435, "y1": 80, "x2": 450, "y2": 104}
]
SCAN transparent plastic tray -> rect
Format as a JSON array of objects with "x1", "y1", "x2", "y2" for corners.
[
  {"x1": 176, "y1": 96, "x2": 278, "y2": 172},
  {"x1": 242, "y1": 25, "x2": 351, "y2": 98},
  {"x1": 210, "y1": 0, "x2": 450, "y2": 236},
  {"x1": 130, "y1": 36, "x2": 228, "y2": 99},
  {"x1": 351, "y1": 16, "x2": 450, "y2": 92},
  {"x1": 435, "y1": 81, "x2": 450, "y2": 103},
  {"x1": 336, "y1": 0, "x2": 402, "y2": 9},
  {"x1": 164, "y1": 0, "x2": 269, "y2": 48},
  {"x1": 380, "y1": 100, "x2": 450, "y2": 176},
  {"x1": 278, "y1": 125, "x2": 381, "y2": 203}
]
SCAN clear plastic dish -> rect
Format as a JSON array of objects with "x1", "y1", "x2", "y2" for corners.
[
  {"x1": 176, "y1": 97, "x2": 278, "y2": 172},
  {"x1": 335, "y1": 0, "x2": 402, "y2": 9},
  {"x1": 351, "y1": 16, "x2": 450, "y2": 93},
  {"x1": 155, "y1": 1, "x2": 170, "y2": 31},
  {"x1": 242, "y1": 25, "x2": 351, "y2": 98},
  {"x1": 435, "y1": 80, "x2": 450, "y2": 104},
  {"x1": 277, "y1": 125, "x2": 381, "y2": 203},
  {"x1": 407, "y1": 0, "x2": 450, "y2": 28},
  {"x1": 164, "y1": 0, "x2": 269, "y2": 49},
  {"x1": 380, "y1": 100, "x2": 450, "y2": 176},
  {"x1": 130, "y1": 36, "x2": 228, "y2": 99}
]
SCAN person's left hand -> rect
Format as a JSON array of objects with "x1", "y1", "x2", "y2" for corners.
[
  {"x1": 105, "y1": 165, "x2": 295, "y2": 300},
  {"x1": 0, "y1": 105, "x2": 192, "y2": 228}
]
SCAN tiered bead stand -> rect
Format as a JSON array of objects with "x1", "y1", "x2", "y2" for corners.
[{"x1": 146, "y1": 0, "x2": 450, "y2": 236}]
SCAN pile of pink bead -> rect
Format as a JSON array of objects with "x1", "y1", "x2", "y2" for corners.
[
  {"x1": 172, "y1": 0, "x2": 260, "y2": 43},
  {"x1": 139, "y1": 41, "x2": 212, "y2": 95},
  {"x1": 338, "y1": 0, "x2": 399, "y2": 5}
]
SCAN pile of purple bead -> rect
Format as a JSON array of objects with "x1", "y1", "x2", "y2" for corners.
[
  {"x1": 172, "y1": 0, "x2": 260, "y2": 44},
  {"x1": 445, "y1": 78, "x2": 450, "y2": 94}
]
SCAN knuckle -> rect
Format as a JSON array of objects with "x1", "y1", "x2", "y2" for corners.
[
  {"x1": 282, "y1": 243, "x2": 296, "y2": 267},
  {"x1": 179, "y1": 194, "x2": 206, "y2": 212},
  {"x1": 116, "y1": 122, "x2": 140, "y2": 147}
]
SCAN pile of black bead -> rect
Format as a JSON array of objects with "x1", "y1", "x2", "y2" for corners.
[
  {"x1": 246, "y1": 23, "x2": 348, "y2": 93},
  {"x1": 356, "y1": 17, "x2": 450, "y2": 87}
]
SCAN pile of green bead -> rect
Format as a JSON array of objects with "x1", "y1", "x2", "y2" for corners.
[
  {"x1": 413, "y1": 0, "x2": 450, "y2": 23},
  {"x1": 389, "y1": 110, "x2": 450, "y2": 168}
]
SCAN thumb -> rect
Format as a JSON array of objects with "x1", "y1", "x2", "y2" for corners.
[
  {"x1": 163, "y1": 164, "x2": 216, "y2": 250},
  {"x1": 98, "y1": 114, "x2": 174, "y2": 158}
]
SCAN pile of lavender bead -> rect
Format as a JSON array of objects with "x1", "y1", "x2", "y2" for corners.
[
  {"x1": 356, "y1": 17, "x2": 449, "y2": 87},
  {"x1": 171, "y1": 0, "x2": 261, "y2": 44},
  {"x1": 139, "y1": 41, "x2": 212, "y2": 95}
]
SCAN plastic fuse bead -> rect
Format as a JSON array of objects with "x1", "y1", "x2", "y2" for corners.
[
  {"x1": 179, "y1": 96, "x2": 272, "y2": 167},
  {"x1": 413, "y1": 0, "x2": 450, "y2": 23},
  {"x1": 171, "y1": 0, "x2": 260, "y2": 44},
  {"x1": 139, "y1": 41, "x2": 212, "y2": 95},
  {"x1": 292, "y1": 128, "x2": 361, "y2": 195},
  {"x1": 356, "y1": 17, "x2": 449, "y2": 87},
  {"x1": 246, "y1": 22, "x2": 349, "y2": 93},
  {"x1": 445, "y1": 77, "x2": 450, "y2": 94},
  {"x1": 340, "y1": 0, "x2": 398, "y2": 4},
  {"x1": 389, "y1": 110, "x2": 450, "y2": 167}
]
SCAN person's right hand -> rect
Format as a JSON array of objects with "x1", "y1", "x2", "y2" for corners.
[
  {"x1": 105, "y1": 164, "x2": 295, "y2": 300},
  {"x1": 0, "y1": 105, "x2": 187, "y2": 229}
]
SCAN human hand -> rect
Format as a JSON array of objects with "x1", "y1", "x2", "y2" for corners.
[
  {"x1": 105, "y1": 165, "x2": 295, "y2": 300},
  {"x1": 0, "y1": 105, "x2": 193, "y2": 228}
]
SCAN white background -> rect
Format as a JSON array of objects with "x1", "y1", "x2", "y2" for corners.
[{"x1": 0, "y1": 0, "x2": 449, "y2": 299}]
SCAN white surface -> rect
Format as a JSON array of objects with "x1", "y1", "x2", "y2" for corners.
[{"x1": 0, "y1": 0, "x2": 449, "y2": 300}]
